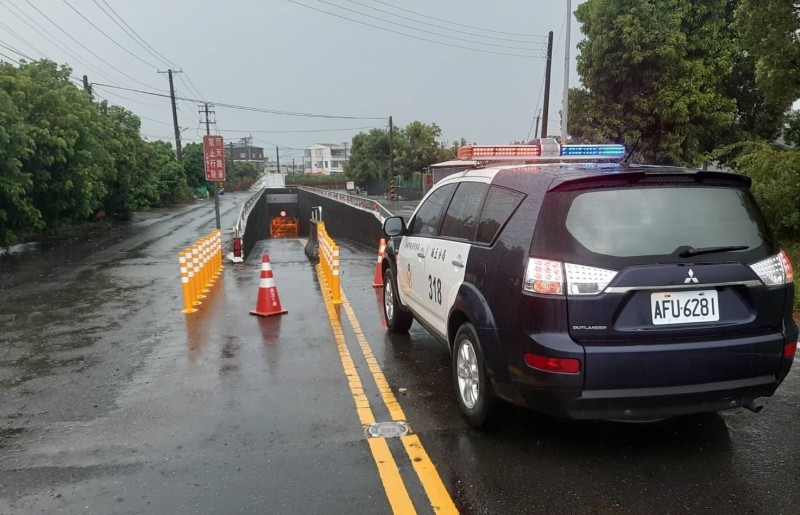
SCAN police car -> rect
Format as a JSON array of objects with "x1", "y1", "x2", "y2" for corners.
[{"x1": 380, "y1": 139, "x2": 797, "y2": 428}]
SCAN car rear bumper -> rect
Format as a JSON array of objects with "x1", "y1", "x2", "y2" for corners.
[{"x1": 495, "y1": 375, "x2": 782, "y2": 420}]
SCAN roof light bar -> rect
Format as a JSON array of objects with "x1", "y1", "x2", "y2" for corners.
[
  {"x1": 458, "y1": 145, "x2": 541, "y2": 160},
  {"x1": 561, "y1": 144, "x2": 626, "y2": 157},
  {"x1": 456, "y1": 141, "x2": 626, "y2": 162}
]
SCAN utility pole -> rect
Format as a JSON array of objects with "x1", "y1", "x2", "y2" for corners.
[
  {"x1": 158, "y1": 69, "x2": 183, "y2": 161},
  {"x1": 562, "y1": 0, "x2": 572, "y2": 142},
  {"x1": 534, "y1": 110, "x2": 541, "y2": 142},
  {"x1": 343, "y1": 142, "x2": 348, "y2": 169},
  {"x1": 82, "y1": 75, "x2": 91, "y2": 95},
  {"x1": 276, "y1": 147, "x2": 280, "y2": 174},
  {"x1": 388, "y1": 116, "x2": 394, "y2": 180},
  {"x1": 541, "y1": 31, "x2": 554, "y2": 139},
  {"x1": 200, "y1": 102, "x2": 221, "y2": 230},
  {"x1": 292, "y1": 158, "x2": 295, "y2": 174}
]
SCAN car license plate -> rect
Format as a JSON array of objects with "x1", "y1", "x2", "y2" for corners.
[{"x1": 651, "y1": 290, "x2": 719, "y2": 325}]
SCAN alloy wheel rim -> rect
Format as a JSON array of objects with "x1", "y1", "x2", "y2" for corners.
[
  {"x1": 384, "y1": 281, "x2": 394, "y2": 320},
  {"x1": 456, "y1": 339, "x2": 479, "y2": 409}
]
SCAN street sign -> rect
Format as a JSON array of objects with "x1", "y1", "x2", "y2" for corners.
[{"x1": 203, "y1": 135, "x2": 226, "y2": 182}]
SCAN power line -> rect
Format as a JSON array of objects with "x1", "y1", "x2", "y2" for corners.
[
  {"x1": 60, "y1": 0, "x2": 158, "y2": 69},
  {"x1": 91, "y1": 82, "x2": 387, "y2": 119},
  {"x1": 98, "y1": 0, "x2": 180, "y2": 69},
  {"x1": 219, "y1": 126, "x2": 380, "y2": 133},
  {"x1": 0, "y1": 19, "x2": 48, "y2": 57},
  {"x1": 91, "y1": 0, "x2": 174, "y2": 69},
  {"x1": 299, "y1": 0, "x2": 543, "y2": 52},
  {"x1": 367, "y1": 0, "x2": 544, "y2": 38},
  {"x1": 21, "y1": 0, "x2": 161, "y2": 90},
  {"x1": 283, "y1": 0, "x2": 540, "y2": 58},
  {"x1": 335, "y1": 0, "x2": 545, "y2": 46},
  {"x1": 0, "y1": 0, "x2": 124, "y2": 85}
]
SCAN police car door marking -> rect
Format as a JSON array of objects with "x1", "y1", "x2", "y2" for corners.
[{"x1": 428, "y1": 275, "x2": 443, "y2": 305}]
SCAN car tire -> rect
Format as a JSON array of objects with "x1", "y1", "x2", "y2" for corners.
[
  {"x1": 452, "y1": 323, "x2": 496, "y2": 429},
  {"x1": 383, "y1": 267, "x2": 413, "y2": 333}
]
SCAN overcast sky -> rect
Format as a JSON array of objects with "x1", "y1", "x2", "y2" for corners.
[{"x1": 1, "y1": 0, "x2": 586, "y2": 164}]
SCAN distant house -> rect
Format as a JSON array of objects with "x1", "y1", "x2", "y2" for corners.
[
  {"x1": 225, "y1": 138, "x2": 265, "y2": 171},
  {"x1": 303, "y1": 143, "x2": 347, "y2": 175}
]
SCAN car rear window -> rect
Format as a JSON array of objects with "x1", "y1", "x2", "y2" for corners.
[{"x1": 534, "y1": 186, "x2": 775, "y2": 266}]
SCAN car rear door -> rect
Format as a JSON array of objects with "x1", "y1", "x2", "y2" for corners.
[{"x1": 533, "y1": 179, "x2": 790, "y2": 390}]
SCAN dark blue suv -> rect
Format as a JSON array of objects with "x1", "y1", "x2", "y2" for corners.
[{"x1": 381, "y1": 142, "x2": 797, "y2": 428}]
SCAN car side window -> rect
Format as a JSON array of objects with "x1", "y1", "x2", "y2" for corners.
[
  {"x1": 475, "y1": 186, "x2": 525, "y2": 244},
  {"x1": 409, "y1": 184, "x2": 457, "y2": 237},
  {"x1": 439, "y1": 182, "x2": 488, "y2": 241}
]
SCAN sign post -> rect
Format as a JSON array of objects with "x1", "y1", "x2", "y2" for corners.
[{"x1": 203, "y1": 135, "x2": 226, "y2": 230}]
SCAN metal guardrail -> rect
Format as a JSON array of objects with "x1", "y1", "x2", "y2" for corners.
[
  {"x1": 298, "y1": 186, "x2": 393, "y2": 224},
  {"x1": 228, "y1": 187, "x2": 266, "y2": 263}
]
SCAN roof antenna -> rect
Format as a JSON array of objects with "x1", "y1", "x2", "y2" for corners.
[{"x1": 622, "y1": 135, "x2": 641, "y2": 164}]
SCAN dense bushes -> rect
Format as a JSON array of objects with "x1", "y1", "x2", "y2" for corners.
[
  {"x1": 0, "y1": 60, "x2": 191, "y2": 246},
  {"x1": 736, "y1": 146, "x2": 800, "y2": 240}
]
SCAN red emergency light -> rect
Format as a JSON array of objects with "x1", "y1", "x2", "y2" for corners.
[{"x1": 457, "y1": 145, "x2": 542, "y2": 160}]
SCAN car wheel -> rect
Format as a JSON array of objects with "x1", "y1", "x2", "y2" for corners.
[
  {"x1": 453, "y1": 323, "x2": 495, "y2": 429},
  {"x1": 383, "y1": 267, "x2": 413, "y2": 333}
]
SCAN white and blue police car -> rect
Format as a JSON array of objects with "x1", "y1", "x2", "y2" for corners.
[{"x1": 380, "y1": 139, "x2": 797, "y2": 428}]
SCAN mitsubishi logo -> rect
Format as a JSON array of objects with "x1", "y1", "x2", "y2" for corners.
[{"x1": 684, "y1": 269, "x2": 699, "y2": 284}]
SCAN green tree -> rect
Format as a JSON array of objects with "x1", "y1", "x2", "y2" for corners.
[
  {"x1": 735, "y1": 0, "x2": 800, "y2": 108},
  {"x1": 571, "y1": 0, "x2": 737, "y2": 165},
  {"x1": 345, "y1": 128, "x2": 392, "y2": 183},
  {"x1": 182, "y1": 142, "x2": 207, "y2": 189},
  {"x1": 0, "y1": 78, "x2": 38, "y2": 246},
  {"x1": 345, "y1": 122, "x2": 453, "y2": 184},
  {"x1": 737, "y1": 145, "x2": 800, "y2": 239},
  {"x1": 394, "y1": 121, "x2": 450, "y2": 177}
]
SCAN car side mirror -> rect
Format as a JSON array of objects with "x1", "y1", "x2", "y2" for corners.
[{"x1": 383, "y1": 216, "x2": 406, "y2": 237}]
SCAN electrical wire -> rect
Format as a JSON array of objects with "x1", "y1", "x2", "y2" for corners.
[
  {"x1": 0, "y1": 19, "x2": 48, "y2": 57},
  {"x1": 91, "y1": 82, "x2": 387, "y2": 119},
  {"x1": 337, "y1": 0, "x2": 542, "y2": 44},
  {"x1": 60, "y1": 0, "x2": 158, "y2": 69},
  {"x1": 218, "y1": 126, "x2": 380, "y2": 133},
  {"x1": 283, "y1": 0, "x2": 539, "y2": 58},
  {"x1": 526, "y1": 73, "x2": 546, "y2": 141},
  {"x1": 21, "y1": 0, "x2": 161, "y2": 90},
  {"x1": 0, "y1": 0, "x2": 124, "y2": 86},
  {"x1": 296, "y1": 0, "x2": 543, "y2": 52},
  {"x1": 367, "y1": 0, "x2": 544, "y2": 38}
]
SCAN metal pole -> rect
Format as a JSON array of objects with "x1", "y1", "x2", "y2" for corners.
[
  {"x1": 276, "y1": 147, "x2": 280, "y2": 174},
  {"x1": 203, "y1": 103, "x2": 221, "y2": 230},
  {"x1": 541, "y1": 31, "x2": 554, "y2": 139},
  {"x1": 388, "y1": 116, "x2": 394, "y2": 181},
  {"x1": 562, "y1": 0, "x2": 572, "y2": 141}
]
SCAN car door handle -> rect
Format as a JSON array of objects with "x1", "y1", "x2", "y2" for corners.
[
  {"x1": 417, "y1": 252, "x2": 426, "y2": 258},
  {"x1": 452, "y1": 260, "x2": 465, "y2": 268}
]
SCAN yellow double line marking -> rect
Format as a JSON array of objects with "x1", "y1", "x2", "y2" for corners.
[{"x1": 317, "y1": 265, "x2": 458, "y2": 514}]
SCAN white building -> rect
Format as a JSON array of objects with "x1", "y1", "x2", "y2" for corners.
[{"x1": 303, "y1": 143, "x2": 347, "y2": 175}]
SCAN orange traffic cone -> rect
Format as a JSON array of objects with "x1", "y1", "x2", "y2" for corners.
[
  {"x1": 250, "y1": 254, "x2": 288, "y2": 317},
  {"x1": 372, "y1": 238, "x2": 386, "y2": 288}
]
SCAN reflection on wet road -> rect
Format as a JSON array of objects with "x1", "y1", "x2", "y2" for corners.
[{"x1": 0, "y1": 193, "x2": 798, "y2": 514}]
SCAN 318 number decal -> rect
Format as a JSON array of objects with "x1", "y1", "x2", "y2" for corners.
[{"x1": 428, "y1": 275, "x2": 442, "y2": 305}]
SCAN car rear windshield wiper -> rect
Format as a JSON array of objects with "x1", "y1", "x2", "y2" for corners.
[{"x1": 677, "y1": 245, "x2": 750, "y2": 258}]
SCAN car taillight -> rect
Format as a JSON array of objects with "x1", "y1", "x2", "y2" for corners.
[
  {"x1": 750, "y1": 250, "x2": 794, "y2": 285},
  {"x1": 524, "y1": 353, "x2": 581, "y2": 374},
  {"x1": 564, "y1": 263, "x2": 618, "y2": 295},
  {"x1": 523, "y1": 258, "x2": 617, "y2": 296},
  {"x1": 785, "y1": 342, "x2": 797, "y2": 358},
  {"x1": 523, "y1": 258, "x2": 564, "y2": 295}
]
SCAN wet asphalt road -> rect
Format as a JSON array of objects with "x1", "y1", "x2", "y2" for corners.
[{"x1": 1, "y1": 192, "x2": 799, "y2": 514}]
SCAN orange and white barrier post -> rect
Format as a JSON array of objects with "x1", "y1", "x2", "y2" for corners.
[
  {"x1": 317, "y1": 222, "x2": 342, "y2": 305},
  {"x1": 179, "y1": 252, "x2": 198, "y2": 314},
  {"x1": 372, "y1": 238, "x2": 386, "y2": 288},
  {"x1": 179, "y1": 230, "x2": 227, "y2": 313},
  {"x1": 250, "y1": 254, "x2": 288, "y2": 317}
]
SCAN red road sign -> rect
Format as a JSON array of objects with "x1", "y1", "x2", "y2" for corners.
[{"x1": 203, "y1": 135, "x2": 226, "y2": 182}]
